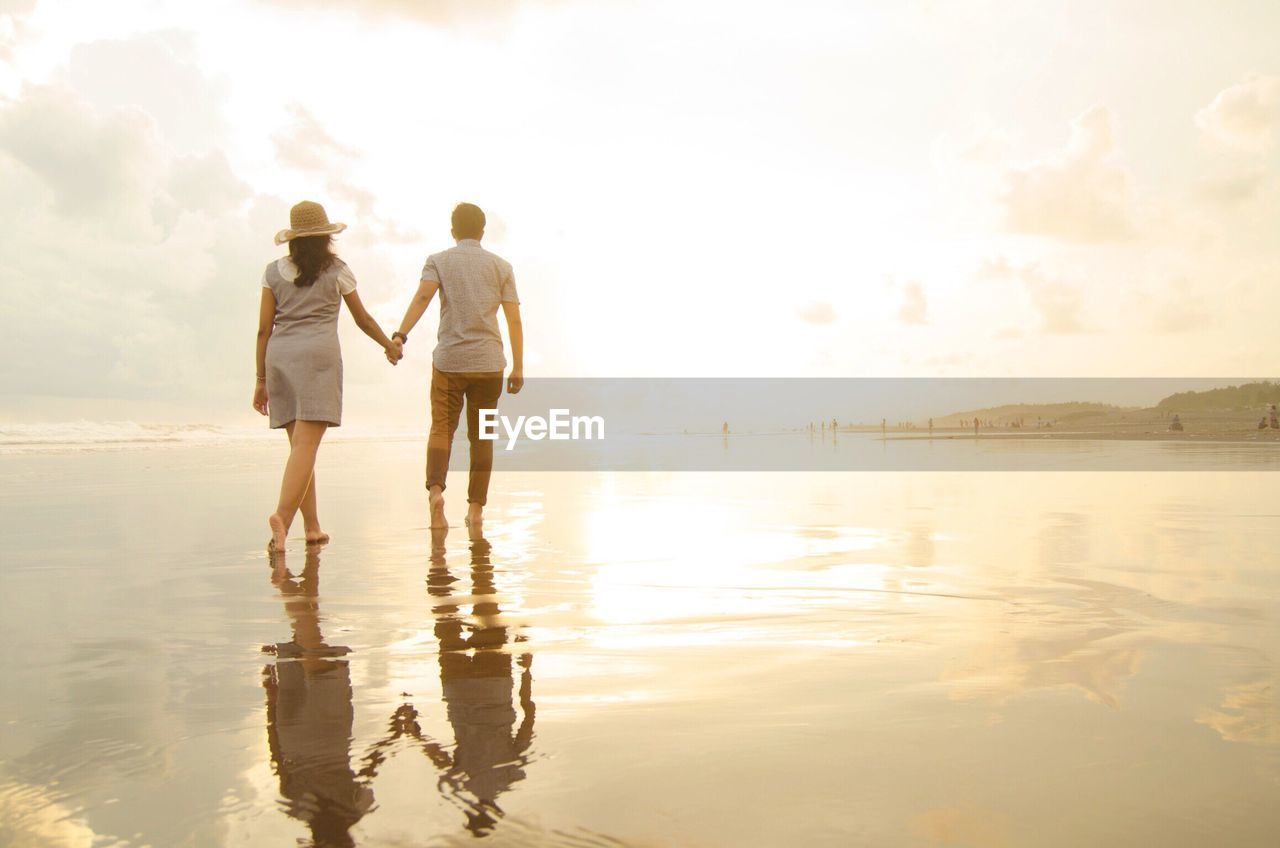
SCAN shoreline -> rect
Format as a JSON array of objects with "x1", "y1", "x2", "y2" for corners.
[{"x1": 886, "y1": 429, "x2": 1280, "y2": 443}]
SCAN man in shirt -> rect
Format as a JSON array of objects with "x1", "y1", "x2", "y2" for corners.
[{"x1": 392, "y1": 203, "x2": 524, "y2": 531}]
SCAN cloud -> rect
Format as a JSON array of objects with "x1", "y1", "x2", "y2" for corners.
[
  {"x1": 980, "y1": 258, "x2": 1214, "y2": 337},
  {"x1": 0, "y1": 34, "x2": 427, "y2": 422},
  {"x1": 931, "y1": 119, "x2": 1015, "y2": 171},
  {"x1": 0, "y1": 113, "x2": 266, "y2": 403},
  {"x1": 0, "y1": 0, "x2": 35, "y2": 58},
  {"x1": 260, "y1": 0, "x2": 561, "y2": 26},
  {"x1": 974, "y1": 255, "x2": 1015, "y2": 282},
  {"x1": 163, "y1": 150, "x2": 252, "y2": 216},
  {"x1": 0, "y1": 47, "x2": 270, "y2": 407},
  {"x1": 60, "y1": 31, "x2": 227, "y2": 154},
  {"x1": 1145, "y1": 277, "x2": 1210, "y2": 334},
  {"x1": 1020, "y1": 265, "x2": 1086, "y2": 334},
  {"x1": 796, "y1": 300, "x2": 836, "y2": 324},
  {"x1": 897, "y1": 280, "x2": 927, "y2": 324},
  {"x1": 1195, "y1": 167, "x2": 1267, "y2": 206},
  {"x1": 1001, "y1": 106, "x2": 1135, "y2": 242},
  {"x1": 976, "y1": 258, "x2": 1086, "y2": 334},
  {"x1": 1196, "y1": 75, "x2": 1280, "y2": 152},
  {"x1": 272, "y1": 103, "x2": 361, "y2": 174},
  {"x1": 0, "y1": 84, "x2": 162, "y2": 229},
  {"x1": 270, "y1": 104, "x2": 421, "y2": 247}
]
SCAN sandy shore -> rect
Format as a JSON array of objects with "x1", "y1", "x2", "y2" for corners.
[
  {"x1": 2, "y1": 442, "x2": 1279, "y2": 846},
  {"x1": 890, "y1": 428, "x2": 1280, "y2": 442},
  {"x1": 881, "y1": 409, "x2": 1280, "y2": 443}
]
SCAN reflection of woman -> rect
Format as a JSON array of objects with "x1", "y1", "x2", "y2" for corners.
[
  {"x1": 263, "y1": 550, "x2": 373, "y2": 847},
  {"x1": 253, "y1": 201, "x2": 402, "y2": 551},
  {"x1": 360, "y1": 529, "x2": 536, "y2": 836}
]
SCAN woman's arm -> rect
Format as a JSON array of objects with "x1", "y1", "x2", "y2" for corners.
[
  {"x1": 502, "y1": 301, "x2": 523, "y2": 394},
  {"x1": 343, "y1": 291, "x2": 401, "y2": 363},
  {"x1": 254, "y1": 288, "x2": 276, "y2": 415}
]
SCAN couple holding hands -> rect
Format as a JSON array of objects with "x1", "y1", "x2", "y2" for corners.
[{"x1": 254, "y1": 201, "x2": 523, "y2": 552}]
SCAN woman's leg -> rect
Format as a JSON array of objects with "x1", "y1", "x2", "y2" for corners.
[
  {"x1": 269, "y1": 420, "x2": 328, "y2": 548},
  {"x1": 285, "y1": 423, "x2": 329, "y2": 544}
]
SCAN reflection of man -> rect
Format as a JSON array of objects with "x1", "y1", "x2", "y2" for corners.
[
  {"x1": 262, "y1": 551, "x2": 372, "y2": 848},
  {"x1": 361, "y1": 529, "x2": 535, "y2": 836},
  {"x1": 434, "y1": 530, "x2": 536, "y2": 834}
]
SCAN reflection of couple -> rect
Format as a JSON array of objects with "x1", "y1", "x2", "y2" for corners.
[
  {"x1": 264, "y1": 533, "x2": 535, "y2": 843},
  {"x1": 254, "y1": 201, "x2": 524, "y2": 552}
]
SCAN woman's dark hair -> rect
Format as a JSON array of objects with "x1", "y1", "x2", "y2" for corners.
[{"x1": 288, "y1": 235, "x2": 336, "y2": 287}]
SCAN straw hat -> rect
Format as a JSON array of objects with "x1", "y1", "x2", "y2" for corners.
[{"x1": 274, "y1": 200, "x2": 347, "y2": 245}]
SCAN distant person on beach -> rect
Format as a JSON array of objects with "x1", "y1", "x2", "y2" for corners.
[
  {"x1": 254, "y1": 201, "x2": 402, "y2": 552},
  {"x1": 392, "y1": 203, "x2": 524, "y2": 531},
  {"x1": 1170, "y1": 414, "x2": 1184, "y2": 432},
  {"x1": 1270, "y1": 403, "x2": 1278, "y2": 429}
]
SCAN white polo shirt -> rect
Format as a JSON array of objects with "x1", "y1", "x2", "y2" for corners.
[{"x1": 421, "y1": 239, "x2": 519, "y2": 373}]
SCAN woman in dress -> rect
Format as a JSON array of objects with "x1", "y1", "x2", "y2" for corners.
[{"x1": 254, "y1": 201, "x2": 402, "y2": 552}]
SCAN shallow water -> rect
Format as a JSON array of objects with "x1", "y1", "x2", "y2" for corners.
[{"x1": 1, "y1": 440, "x2": 1278, "y2": 846}]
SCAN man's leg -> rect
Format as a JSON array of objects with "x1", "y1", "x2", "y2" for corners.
[
  {"x1": 463, "y1": 372, "x2": 504, "y2": 526},
  {"x1": 426, "y1": 368, "x2": 466, "y2": 528}
]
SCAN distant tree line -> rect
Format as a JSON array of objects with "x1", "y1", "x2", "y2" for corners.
[{"x1": 1156, "y1": 381, "x2": 1280, "y2": 411}]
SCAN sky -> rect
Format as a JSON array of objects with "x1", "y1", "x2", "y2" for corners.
[{"x1": 0, "y1": 0, "x2": 1278, "y2": 427}]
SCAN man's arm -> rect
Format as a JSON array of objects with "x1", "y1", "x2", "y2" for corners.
[
  {"x1": 502, "y1": 301, "x2": 523, "y2": 394},
  {"x1": 395, "y1": 279, "x2": 440, "y2": 352}
]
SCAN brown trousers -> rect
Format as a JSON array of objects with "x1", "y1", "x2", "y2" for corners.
[{"x1": 426, "y1": 367, "x2": 504, "y2": 505}]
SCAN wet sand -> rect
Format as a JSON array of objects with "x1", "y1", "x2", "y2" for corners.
[
  {"x1": 885, "y1": 408, "x2": 1280, "y2": 443},
  {"x1": 1, "y1": 440, "x2": 1279, "y2": 846},
  {"x1": 893, "y1": 429, "x2": 1280, "y2": 442}
]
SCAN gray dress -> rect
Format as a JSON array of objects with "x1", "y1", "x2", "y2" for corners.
[{"x1": 263, "y1": 258, "x2": 354, "y2": 429}]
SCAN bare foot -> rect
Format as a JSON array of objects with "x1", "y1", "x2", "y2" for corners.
[
  {"x1": 268, "y1": 513, "x2": 288, "y2": 552},
  {"x1": 464, "y1": 504, "x2": 483, "y2": 536},
  {"x1": 305, "y1": 529, "x2": 330, "y2": 545},
  {"x1": 429, "y1": 490, "x2": 448, "y2": 529}
]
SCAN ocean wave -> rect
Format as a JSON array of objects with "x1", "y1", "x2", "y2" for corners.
[
  {"x1": 0, "y1": 421, "x2": 426, "y2": 454},
  {"x1": 0, "y1": 421, "x2": 270, "y2": 453}
]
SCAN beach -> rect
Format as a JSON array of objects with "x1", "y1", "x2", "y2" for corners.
[{"x1": 1, "y1": 438, "x2": 1279, "y2": 846}]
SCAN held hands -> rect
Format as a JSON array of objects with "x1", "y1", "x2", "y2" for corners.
[
  {"x1": 253, "y1": 382, "x2": 269, "y2": 416},
  {"x1": 385, "y1": 339, "x2": 404, "y2": 365},
  {"x1": 507, "y1": 369, "x2": 524, "y2": 394}
]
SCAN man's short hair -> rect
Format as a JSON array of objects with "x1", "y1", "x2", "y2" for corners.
[{"x1": 451, "y1": 203, "x2": 486, "y2": 239}]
